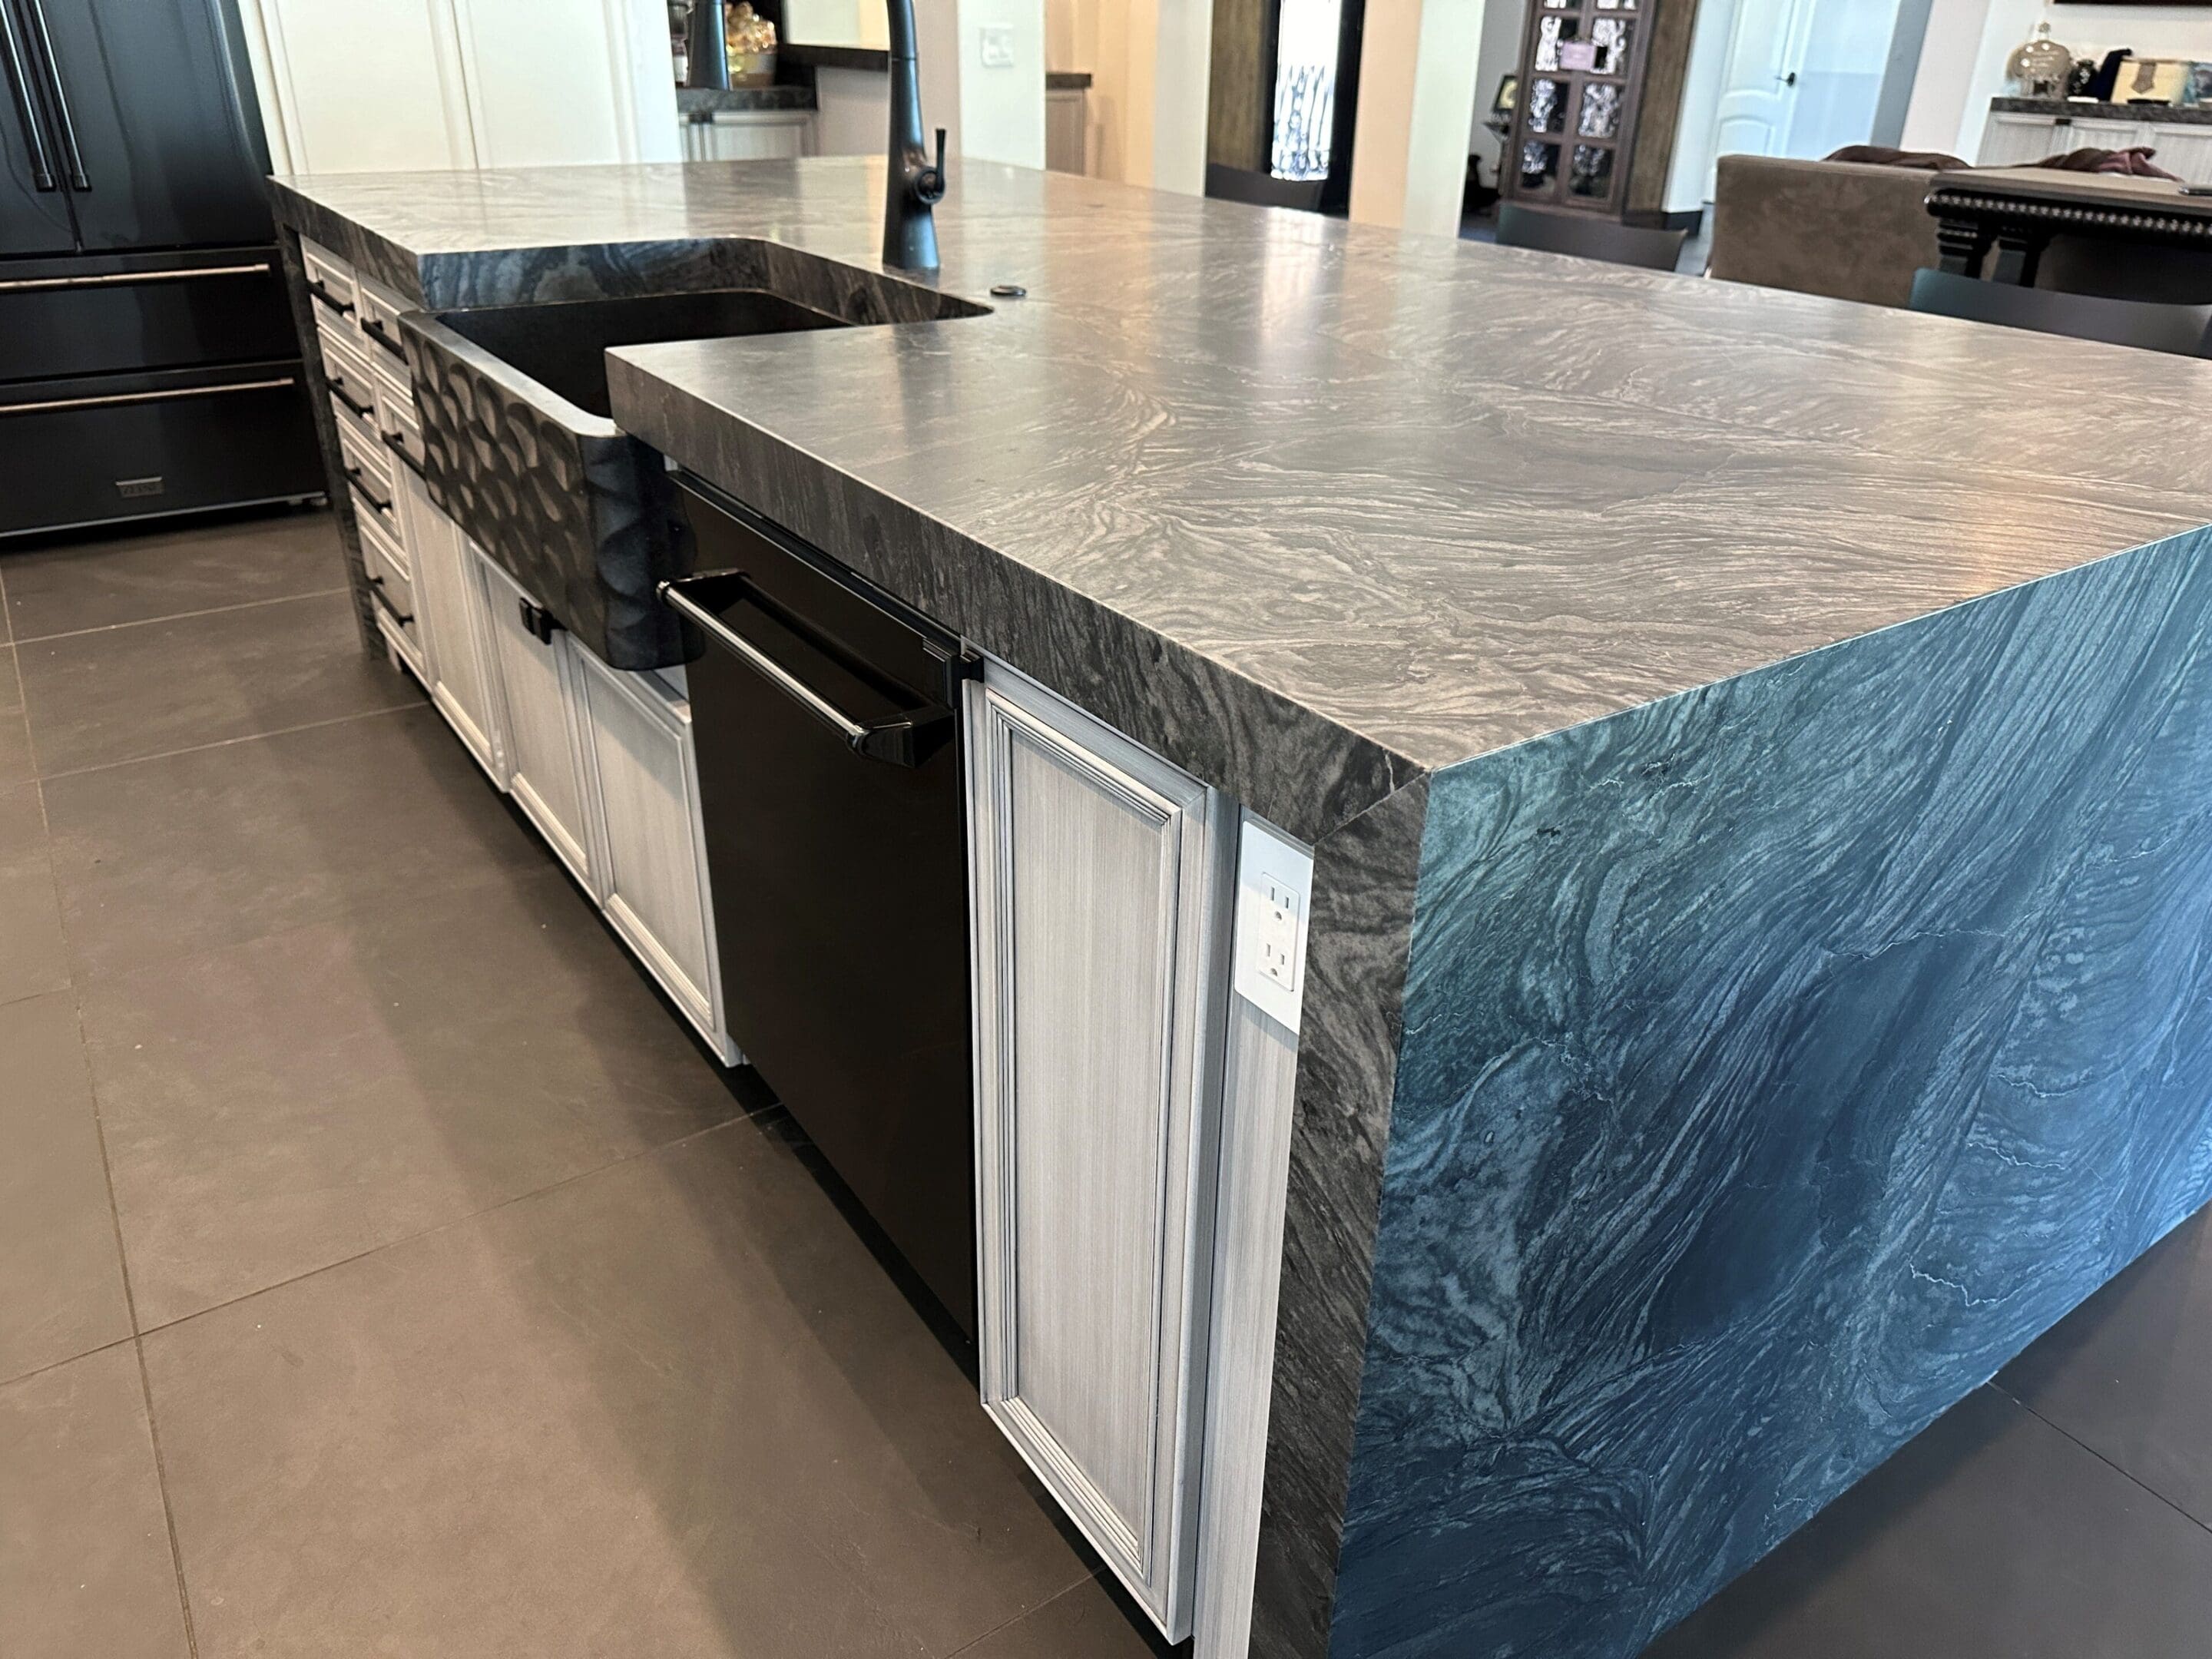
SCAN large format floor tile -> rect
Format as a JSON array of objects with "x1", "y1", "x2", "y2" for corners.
[
  {"x1": 15, "y1": 588, "x2": 414, "y2": 775},
  {"x1": 1642, "y1": 1386, "x2": 2212, "y2": 1659},
  {"x1": 42, "y1": 706, "x2": 548, "y2": 979},
  {"x1": 84, "y1": 869, "x2": 750, "y2": 1330},
  {"x1": 2, "y1": 508, "x2": 345, "y2": 641},
  {"x1": 952, "y1": 1574, "x2": 1176, "y2": 1659},
  {"x1": 0, "y1": 993, "x2": 132, "y2": 1384},
  {"x1": 0, "y1": 644, "x2": 32, "y2": 786},
  {"x1": 1998, "y1": 1209, "x2": 2212, "y2": 1528},
  {"x1": 0, "y1": 1344, "x2": 190, "y2": 1659},
  {"x1": 144, "y1": 1117, "x2": 1096, "y2": 1659},
  {"x1": 0, "y1": 780, "x2": 68, "y2": 1007}
]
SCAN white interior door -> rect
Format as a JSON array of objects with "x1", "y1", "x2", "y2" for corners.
[{"x1": 1708, "y1": 0, "x2": 1816, "y2": 188}]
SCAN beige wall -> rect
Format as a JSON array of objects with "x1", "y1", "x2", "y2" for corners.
[
  {"x1": 1349, "y1": 0, "x2": 1487, "y2": 235},
  {"x1": 1051, "y1": 0, "x2": 1211, "y2": 189}
]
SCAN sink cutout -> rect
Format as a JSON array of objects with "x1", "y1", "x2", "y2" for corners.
[{"x1": 431, "y1": 289, "x2": 854, "y2": 419}]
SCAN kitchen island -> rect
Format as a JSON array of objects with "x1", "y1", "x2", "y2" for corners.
[{"x1": 269, "y1": 157, "x2": 2212, "y2": 1659}]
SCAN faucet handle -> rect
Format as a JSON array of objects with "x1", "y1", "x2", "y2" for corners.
[{"x1": 916, "y1": 126, "x2": 947, "y2": 204}]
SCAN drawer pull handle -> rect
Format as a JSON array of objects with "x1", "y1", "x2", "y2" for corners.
[
  {"x1": 363, "y1": 319, "x2": 408, "y2": 360},
  {"x1": 329, "y1": 381, "x2": 373, "y2": 419},
  {"x1": 343, "y1": 467, "x2": 392, "y2": 515},
  {"x1": 517, "y1": 597, "x2": 565, "y2": 645},
  {"x1": 0, "y1": 262, "x2": 273, "y2": 293},
  {"x1": 660, "y1": 576, "x2": 952, "y2": 767},
  {"x1": 368, "y1": 580, "x2": 415, "y2": 628},
  {"x1": 0, "y1": 375, "x2": 295, "y2": 417},
  {"x1": 309, "y1": 283, "x2": 354, "y2": 316}
]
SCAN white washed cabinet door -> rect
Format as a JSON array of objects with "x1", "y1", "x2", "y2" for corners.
[
  {"x1": 571, "y1": 649, "x2": 734, "y2": 1061},
  {"x1": 472, "y1": 556, "x2": 601, "y2": 893},
  {"x1": 966, "y1": 664, "x2": 1232, "y2": 1641},
  {"x1": 396, "y1": 467, "x2": 502, "y2": 783}
]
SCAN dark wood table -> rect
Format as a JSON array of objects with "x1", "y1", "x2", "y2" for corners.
[{"x1": 1929, "y1": 167, "x2": 2212, "y2": 286}]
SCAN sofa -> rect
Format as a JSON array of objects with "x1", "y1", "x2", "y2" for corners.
[{"x1": 1708, "y1": 154, "x2": 1942, "y2": 310}]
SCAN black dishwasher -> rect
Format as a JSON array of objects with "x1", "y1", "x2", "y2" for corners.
[{"x1": 662, "y1": 476, "x2": 977, "y2": 1334}]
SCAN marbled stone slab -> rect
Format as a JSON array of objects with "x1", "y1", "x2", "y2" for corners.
[
  {"x1": 1332, "y1": 523, "x2": 2212, "y2": 1659},
  {"x1": 269, "y1": 157, "x2": 2212, "y2": 841}
]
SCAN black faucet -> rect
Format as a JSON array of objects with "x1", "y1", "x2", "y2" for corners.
[{"x1": 882, "y1": 0, "x2": 946, "y2": 271}]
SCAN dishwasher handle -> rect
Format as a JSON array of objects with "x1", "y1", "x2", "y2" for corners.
[{"x1": 661, "y1": 577, "x2": 953, "y2": 768}]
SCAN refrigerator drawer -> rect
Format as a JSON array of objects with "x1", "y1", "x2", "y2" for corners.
[
  {"x1": 0, "y1": 253, "x2": 296, "y2": 385},
  {"x1": 0, "y1": 364, "x2": 322, "y2": 538}
]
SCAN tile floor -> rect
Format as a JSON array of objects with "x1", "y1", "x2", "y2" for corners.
[{"x1": 2, "y1": 508, "x2": 2210, "y2": 1659}]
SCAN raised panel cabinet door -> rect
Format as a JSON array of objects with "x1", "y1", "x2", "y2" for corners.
[
  {"x1": 966, "y1": 664, "x2": 1233, "y2": 1642},
  {"x1": 256, "y1": 0, "x2": 477, "y2": 173},
  {"x1": 2150, "y1": 127, "x2": 2212, "y2": 188},
  {"x1": 395, "y1": 465, "x2": 502, "y2": 783},
  {"x1": 571, "y1": 648, "x2": 733, "y2": 1060},
  {"x1": 473, "y1": 556, "x2": 601, "y2": 895},
  {"x1": 1977, "y1": 114, "x2": 2058, "y2": 167}
]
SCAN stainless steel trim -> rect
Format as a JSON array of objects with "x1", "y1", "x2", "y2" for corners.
[
  {"x1": 18, "y1": 0, "x2": 84, "y2": 190},
  {"x1": 661, "y1": 581, "x2": 871, "y2": 747},
  {"x1": 0, "y1": 375, "x2": 296, "y2": 417},
  {"x1": 0, "y1": 262, "x2": 273, "y2": 293},
  {"x1": 0, "y1": 0, "x2": 55, "y2": 191}
]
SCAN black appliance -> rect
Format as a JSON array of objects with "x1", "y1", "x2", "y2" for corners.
[
  {"x1": 0, "y1": 0, "x2": 319, "y2": 538},
  {"x1": 662, "y1": 476, "x2": 978, "y2": 1334}
]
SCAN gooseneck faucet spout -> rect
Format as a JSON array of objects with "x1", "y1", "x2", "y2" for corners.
[{"x1": 882, "y1": 0, "x2": 946, "y2": 271}]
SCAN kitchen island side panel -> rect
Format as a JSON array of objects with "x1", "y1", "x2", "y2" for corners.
[{"x1": 1330, "y1": 523, "x2": 2212, "y2": 1659}]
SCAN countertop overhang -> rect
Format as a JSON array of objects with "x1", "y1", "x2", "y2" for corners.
[{"x1": 269, "y1": 157, "x2": 2212, "y2": 840}]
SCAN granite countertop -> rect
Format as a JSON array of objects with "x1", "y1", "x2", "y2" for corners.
[
  {"x1": 1992, "y1": 95, "x2": 2212, "y2": 125},
  {"x1": 677, "y1": 84, "x2": 816, "y2": 114},
  {"x1": 268, "y1": 157, "x2": 2212, "y2": 843}
]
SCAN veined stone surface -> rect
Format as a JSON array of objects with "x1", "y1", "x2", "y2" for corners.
[{"x1": 1336, "y1": 525, "x2": 2212, "y2": 1659}]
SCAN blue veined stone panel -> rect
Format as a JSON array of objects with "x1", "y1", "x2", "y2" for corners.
[{"x1": 1330, "y1": 525, "x2": 2212, "y2": 1659}]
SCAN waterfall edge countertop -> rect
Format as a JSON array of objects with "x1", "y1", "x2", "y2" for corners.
[{"x1": 269, "y1": 156, "x2": 2212, "y2": 844}]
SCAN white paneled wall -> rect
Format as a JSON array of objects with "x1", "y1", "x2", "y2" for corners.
[{"x1": 238, "y1": 0, "x2": 680, "y2": 174}]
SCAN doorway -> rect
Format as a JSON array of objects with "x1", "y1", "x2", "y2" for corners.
[{"x1": 1699, "y1": 0, "x2": 1913, "y2": 197}]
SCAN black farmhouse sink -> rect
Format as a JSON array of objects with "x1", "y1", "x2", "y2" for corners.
[
  {"x1": 432, "y1": 289, "x2": 851, "y2": 419},
  {"x1": 397, "y1": 250, "x2": 985, "y2": 671}
]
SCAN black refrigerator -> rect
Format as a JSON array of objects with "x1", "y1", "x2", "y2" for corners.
[{"x1": 0, "y1": 0, "x2": 320, "y2": 538}]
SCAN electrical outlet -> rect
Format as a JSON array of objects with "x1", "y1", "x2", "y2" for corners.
[
  {"x1": 1233, "y1": 816, "x2": 1314, "y2": 1033},
  {"x1": 979, "y1": 25, "x2": 1015, "y2": 67},
  {"x1": 1257, "y1": 875, "x2": 1301, "y2": 992}
]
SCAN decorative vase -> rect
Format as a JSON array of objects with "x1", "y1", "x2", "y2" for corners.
[{"x1": 2006, "y1": 22, "x2": 2073, "y2": 100}]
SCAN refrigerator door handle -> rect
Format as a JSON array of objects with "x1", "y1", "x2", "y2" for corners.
[
  {"x1": 18, "y1": 0, "x2": 84, "y2": 190},
  {"x1": 0, "y1": 0, "x2": 56, "y2": 190}
]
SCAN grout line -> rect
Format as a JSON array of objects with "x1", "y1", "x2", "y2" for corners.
[
  {"x1": 70, "y1": 976, "x2": 200, "y2": 1657},
  {"x1": 36, "y1": 701, "x2": 420, "y2": 783},
  {"x1": 0, "y1": 1330, "x2": 140, "y2": 1395},
  {"x1": 938, "y1": 1572, "x2": 1114, "y2": 1658},
  {"x1": 1995, "y1": 1382, "x2": 2212, "y2": 1544},
  {"x1": 8, "y1": 586, "x2": 353, "y2": 647},
  {"x1": 129, "y1": 1109, "x2": 773, "y2": 1345}
]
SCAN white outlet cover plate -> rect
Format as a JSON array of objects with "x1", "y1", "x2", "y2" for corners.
[
  {"x1": 1233, "y1": 814, "x2": 1315, "y2": 1035},
  {"x1": 979, "y1": 25, "x2": 1015, "y2": 66}
]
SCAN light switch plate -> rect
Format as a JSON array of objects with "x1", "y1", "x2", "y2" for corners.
[
  {"x1": 1233, "y1": 814, "x2": 1315, "y2": 1034},
  {"x1": 979, "y1": 25, "x2": 1015, "y2": 67}
]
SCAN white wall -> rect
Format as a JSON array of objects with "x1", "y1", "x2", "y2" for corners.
[
  {"x1": 1465, "y1": 0, "x2": 1524, "y2": 182},
  {"x1": 1349, "y1": 0, "x2": 1487, "y2": 235},
  {"x1": 1662, "y1": 0, "x2": 1740, "y2": 213},
  {"x1": 1903, "y1": 0, "x2": 2212, "y2": 157},
  {"x1": 806, "y1": 0, "x2": 1045, "y2": 168}
]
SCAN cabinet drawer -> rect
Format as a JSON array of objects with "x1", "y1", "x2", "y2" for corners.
[
  {"x1": 376, "y1": 602, "x2": 426, "y2": 678},
  {"x1": 360, "y1": 510, "x2": 417, "y2": 623},
  {"x1": 299, "y1": 237, "x2": 361, "y2": 340},
  {"x1": 358, "y1": 486, "x2": 412, "y2": 584},
  {"x1": 336, "y1": 419, "x2": 399, "y2": 538},
  {"x1": 356, "y1": 273, "x2": 415, "y2": 369},
  {"x1": 319, "y1": 331, "x2": 379, "y2": 428},
  {"x1": 372, "y1": 358, "x2": 426, "y2": 472},
  {"x1": 0, "y1": 253, "x2": 296, "y2": 383}
]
